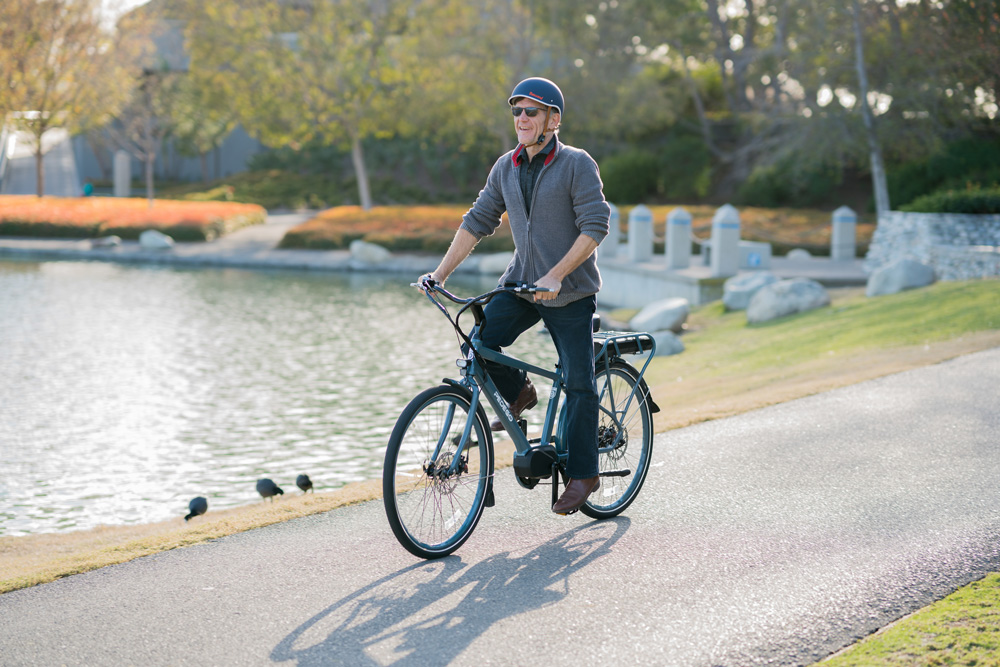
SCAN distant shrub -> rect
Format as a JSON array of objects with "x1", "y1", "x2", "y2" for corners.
[
  {"x1": 279, "y1": 205, "x2": 514, "y2": 254},
  {"x1": 737, "y1": 160, "x2": 840, "y2": 208},
  {"x1": 900, "y1": 187, "x2": 1000, "y2": 214},
  {"x1": 888, "y1": 136, "x2": 1000, "y2": 209},
  {"x1": 600, "y1": 150, "x2": 660, "y2": 204},
  {"x1": 656, "y1": 135, "x2": 712, "y2": 200}
]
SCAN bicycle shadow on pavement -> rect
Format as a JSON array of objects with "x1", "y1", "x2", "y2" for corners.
[{"x1": 270, "y1": 517, "x2": 630, "y2": 666}]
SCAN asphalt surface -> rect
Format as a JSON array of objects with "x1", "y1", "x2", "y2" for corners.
[{"x1": 1, "y1": 347, "x2": 999, "y2": 666}]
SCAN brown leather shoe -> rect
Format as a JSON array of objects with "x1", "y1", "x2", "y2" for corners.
[
  {"x1": 490, "y1": 378, "x2": 538, "y2": 431},
  {"x1": 552, "y1": 476, "x2": 601, "y2": 515}
]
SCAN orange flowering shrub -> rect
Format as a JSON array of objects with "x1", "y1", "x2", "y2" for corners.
[
  {"x1": 280, "y1": 205, "x2": 515, "y2": 253},
  {"x1": 0, "y1": 196, "x2": 266, "y2": 241}
]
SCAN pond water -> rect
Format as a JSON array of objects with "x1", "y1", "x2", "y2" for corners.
[{"x1": 0, "y1": 259, "x2": 557, "y2": 536}]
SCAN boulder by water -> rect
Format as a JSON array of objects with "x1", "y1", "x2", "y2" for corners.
[
  {"x1": 747, "y1": 278, "x2": 830, "y2": 324},
  {"x1": 139, "y1": 230, "x2": 174, "y2": 250},
  {"x1": 723, "y1": 272, "x2": 779, "y2": 311},
  {"x1": 349, "y1": 239, "x2": 391, "y2": 265},
  {"x1": 866, "y1": 258, "x2": 936, "y2": 297},
  {"x1": 629, "y1": 297, "x2": 690, "y2": 334}
]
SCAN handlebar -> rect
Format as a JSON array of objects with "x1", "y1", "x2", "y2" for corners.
[
  {"x1": 410, "y1": 280, "x2": 550, "y2": 305},
  {"x1": 410, "y1": 281, "x2": 551, "y2": 355}
]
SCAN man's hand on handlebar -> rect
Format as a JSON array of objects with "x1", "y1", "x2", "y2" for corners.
[
  {"x1": 532, "y1": 275, "x2": 561, "y2": 302},
  {"x1": 416, "y1": 273, "x2": 438, "y2": 292}
]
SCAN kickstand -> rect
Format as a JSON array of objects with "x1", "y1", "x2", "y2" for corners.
[{"x1": 551, "y1": 462, "x2": 560, "y2": 507}]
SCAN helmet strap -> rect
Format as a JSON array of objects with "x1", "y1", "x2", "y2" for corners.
[{"x1": 536, "y1": 107, "x2": 552, "y2": 146}]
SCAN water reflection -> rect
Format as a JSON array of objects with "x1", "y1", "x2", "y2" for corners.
[{"x1": 0, "y1": 259, "x2": 557, "y2": 536}]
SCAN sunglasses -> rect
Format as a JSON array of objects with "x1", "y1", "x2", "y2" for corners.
[{"x1": 511, "y1": 106, "x2": 546, "y2": 118}]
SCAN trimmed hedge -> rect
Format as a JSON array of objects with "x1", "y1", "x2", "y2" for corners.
[
  {"x1": 901, "y1": 187, "x2": 1000, "y2": 214},
  {"x1": 0, "y1": 196, "x2": 267, "y2": 241},
  {"x1": 279, "y1": 205, "x2": 515, "y2": 254}
]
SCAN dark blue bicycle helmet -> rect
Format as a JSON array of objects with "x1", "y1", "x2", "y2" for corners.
[{"x1": 508, "y1": 77, "x2": 564, "y2": 116}]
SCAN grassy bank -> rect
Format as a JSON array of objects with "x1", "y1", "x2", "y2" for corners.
[{"x1": 2, "y1": 279, "x2": 999, "y2": 665}]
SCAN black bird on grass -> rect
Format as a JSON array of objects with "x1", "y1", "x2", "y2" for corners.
[
  {"x1": 256, "y1": 478, "x2": 284, "y2": 501},
  {"x1": 296, "y1": 474, "x2": 313, "y2": 494},
  {"x1": 185, "y1": 496, "x2": 208, "y2": 522}
]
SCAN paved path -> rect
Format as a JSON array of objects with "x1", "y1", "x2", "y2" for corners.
[{"x1": 2, "y1": 348, "x2": 999, "y2": 666}]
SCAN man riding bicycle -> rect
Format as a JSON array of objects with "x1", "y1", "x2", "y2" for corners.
[{"x1": 419, "y1": 76, "x2": 611, "y2": 515}]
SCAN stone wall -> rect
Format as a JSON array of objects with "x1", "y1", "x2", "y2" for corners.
[{"x1": 865, "y1": 211, "x2": 1000, "y2": 281}]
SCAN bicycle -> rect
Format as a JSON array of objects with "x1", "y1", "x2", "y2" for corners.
[{"x1": 382, "y1": 281, "x2": 660, "y2": 559}]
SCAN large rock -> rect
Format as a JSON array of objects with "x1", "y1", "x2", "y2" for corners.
[
  {"x1": 651, "y1": 330, "x2": 685, "y2": 356},
  {"x1": 139, "y1": 229, "x2": 174, "y2": 250},
  {"x1": 90, "y1": 235, "x2": 122, "y2": 248},
  {"x1": 747, "y1": 278, "x2": 830, "y2": 324},
  {"x1": 866, "y1": 258, "x2": 936, "y2": 297},
  {"x1": 723, "y1": 271, "x2": 779, "y2": 311},
  {"x1": 633, "y1": 330, "x2": 685, "y2": 358},
  {"x1": 629, "y1": 297, "x2": 689, "y2": 333},
  {"x1": 349, "y1": 239, "x2": 391, "y2": 265}
]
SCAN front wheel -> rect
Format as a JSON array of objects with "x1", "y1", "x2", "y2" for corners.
[
  {"x1": 581, "y1": 361, "x2": 654, "y2": 519},
  {"x1": 383, "y1": 385, "x2": 493, "y2": 559}
]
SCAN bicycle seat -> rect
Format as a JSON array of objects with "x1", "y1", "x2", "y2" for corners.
[{"x1": 592, "y1": 313, "x2": 601, "y2": 333}]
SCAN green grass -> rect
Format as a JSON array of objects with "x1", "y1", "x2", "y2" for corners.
[
  {"x1": 686, "y1": 281, "x2": 1000, "y2": 374},
  {"x1": 819, "y1": 573, "x2": 1000, "y2": 666}
]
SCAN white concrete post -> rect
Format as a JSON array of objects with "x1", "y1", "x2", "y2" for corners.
[
  {"x1": 113, "y1": 150, "x2": 131, "y2": 198},
  {"x1": 627, "y1": 204, "x2": 654, "y2": 263},
  {"x1": 832, "y1": 206, "x2": 857, "y2": 261},
  {"x1": 601, "y1": 203, "x2": 619, "y2": 258},
  {"x1": 666, "y1": 207, "x2": 692, "y2": 270},
  {"x1": 710, "y1": 204, "x2": 741, "y2": 278}
]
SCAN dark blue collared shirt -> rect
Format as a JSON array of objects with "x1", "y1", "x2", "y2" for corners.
[{"x1": 514, "y1": 139, "x2": 555, "y2": 217}]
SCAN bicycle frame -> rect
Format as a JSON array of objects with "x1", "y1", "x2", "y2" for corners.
[{"x1": 422, "y1": 282, "x2": 657, "y2": 479}]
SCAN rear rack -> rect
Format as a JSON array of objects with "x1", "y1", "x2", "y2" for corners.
[{"x1": 593, "y1": 331, "x2": 656, "y2": 360}]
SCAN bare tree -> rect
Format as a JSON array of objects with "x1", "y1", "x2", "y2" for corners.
[{"x1": 4, "y1": 0, "x2": 140, "y2": 196}]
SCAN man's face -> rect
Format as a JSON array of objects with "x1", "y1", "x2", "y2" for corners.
[{"x1": 512, "y1": 98, "x2": 557, "y2": 146}]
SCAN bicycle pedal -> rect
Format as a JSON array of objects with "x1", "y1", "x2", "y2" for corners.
[{"x1": 517, "y1": 418, "x2": 527, "y2": 435}]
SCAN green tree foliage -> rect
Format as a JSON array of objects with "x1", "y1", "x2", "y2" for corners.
[{"x1": 184, "y1": 0, "x2": 507, "y2": 210}]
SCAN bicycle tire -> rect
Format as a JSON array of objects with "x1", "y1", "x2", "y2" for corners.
[
  {"x1": 580, "y1": 360, "x2": 654, "y2": 519},
  {"x1": 383, "y1": 384, "x2": 493, "y2": 559}
]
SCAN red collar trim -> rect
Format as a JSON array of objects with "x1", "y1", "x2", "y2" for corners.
[
  {"x1": 512, "y1": 141, "x2": 558, "y2": 166},
  {"x1": 511, "y1": 144, "x2": 524, "y2": 165}
]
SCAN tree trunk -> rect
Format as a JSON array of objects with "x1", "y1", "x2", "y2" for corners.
[
  {"x1": 34, "y1": 143, "x2": 44, "y2": 197},
  {"x1": 145, "y1": 111, "x2": 155, "y2": 208},
  {"x1": 146, "y1": 154, "x2": 155, "y2": 209},
  {"x1": 351, "y1": 134, "x2": 373, "y2": 211},
  {"x1": 851, "y1": 0, "x2": 891, "y2": 213}
]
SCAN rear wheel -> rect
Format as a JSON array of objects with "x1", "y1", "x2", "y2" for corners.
[
  {"x1": 581, "y1": 361, "x2": 654, "y2": 519},
  {"x1": 383, "y1": 385, "x2": 493, "y2": 559}
]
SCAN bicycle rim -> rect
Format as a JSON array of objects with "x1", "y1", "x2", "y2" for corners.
[
  {"x1": 582, "y1": 363, "x2": 653, "y2": 519},
  {"x1": 383, "y1": 385, "x2": 493, "y2": 559}
]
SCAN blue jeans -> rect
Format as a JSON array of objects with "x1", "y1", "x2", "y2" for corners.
[{"x1": 475, "y1": 292, "x2": 599, "y2": 479}]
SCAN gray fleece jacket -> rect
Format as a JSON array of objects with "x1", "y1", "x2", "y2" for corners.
[{"x1": 460, "y1": 138, "x2": 610, "y2": 307}]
